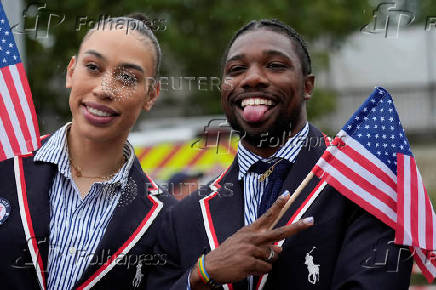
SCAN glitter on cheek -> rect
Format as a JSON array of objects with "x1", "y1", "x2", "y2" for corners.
[{"x1": 99, "y1": 71, "x2": 137, "y2": 102}]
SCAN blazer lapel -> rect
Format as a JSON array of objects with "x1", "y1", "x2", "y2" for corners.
[
  {"x1": 17, "y1": 154, "x2": 57, "y2": 289},
  {"x1": 275, "y1": 124, "x2": 328, "y2": 227},
  {"x1": 206, "y1": 159, "x2": 245, "y2": 245},
  {"x1": 75, "y1": 160, "x2": 164, "y2": 288}
]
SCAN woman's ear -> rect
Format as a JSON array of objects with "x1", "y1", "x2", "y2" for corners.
[
  {"x1": 66, "y1": 56, "x2": 76, "y2": 89},
  {"x1": 143, "y1": 80, "x2": 160, "y2": 111}
]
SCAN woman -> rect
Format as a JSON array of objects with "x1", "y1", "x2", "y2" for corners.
[{"x1": 0, "y1": 14, "x2": 174, "y2": 290}]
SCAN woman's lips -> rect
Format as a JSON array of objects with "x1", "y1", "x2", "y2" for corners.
[{"x1": 81, "y1": 104, "x2": 118, "y2": 126}]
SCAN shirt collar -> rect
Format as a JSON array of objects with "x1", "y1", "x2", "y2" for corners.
[
  {"x1": 34, "y1": 122, "x2": 135, "y2": 188},
  {"x1": 237, "y1": 122, "x2": 309, "y2": 180}
]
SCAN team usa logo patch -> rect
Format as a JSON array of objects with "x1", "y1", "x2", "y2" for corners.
[{"x1": 0, "y1": 197, "x2": 11, "y2": 225}]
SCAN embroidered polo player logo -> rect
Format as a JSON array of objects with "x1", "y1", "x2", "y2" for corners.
[
  {"x1": 305, "y1": 247, "x2": 320, "y2": 284},
  {"x1": 132, "y1": 261, "x2": 144, "y2": 288}
]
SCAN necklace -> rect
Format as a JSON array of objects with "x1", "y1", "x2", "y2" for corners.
[
  {"x1": 66, "y1": 128, "x2": 126, "y2": 180},
  {"x1": 258, "y1": 159, "x2": 284, "y2": 182},
  {"x1": 69, "y1": 156, "x2": 125, "y2": 180},
  {"x1": 69, "y1": 155, "x2": 125, "y2": 180}
]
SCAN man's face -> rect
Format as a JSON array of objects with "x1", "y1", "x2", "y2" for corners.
[
  {"x1": 66, "y1": 28, "x2": 159, "y2": 143},
  {"x1": 221, "y1": 29, "x2": 314, "y2": 147}
]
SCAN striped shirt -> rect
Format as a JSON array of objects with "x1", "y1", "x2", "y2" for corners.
[
  {"x1": 34, "y1": 123, "x2": 135, "y2": 290},
  {"x1": 238, "y1": 123, "x2": 309, "y2": 226}
]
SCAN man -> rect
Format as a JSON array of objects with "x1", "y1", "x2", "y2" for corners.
[
  {"x1": 0, "y1": 15, "x2": 175, "y2": 289},
  {"x1": 147, "y1": 19, "x2": 412, "y2": 289}
]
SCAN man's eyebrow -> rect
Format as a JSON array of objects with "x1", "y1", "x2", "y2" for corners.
[
  {"x1": 226, "y1": 50, "x2": 292, "y2": 63},
  {"x1": 226, "y1": 54, "x2": 245, "y2": 63},
  {"x1": 264, "y1": 49, "x2": 291, "y2": 60},
  {"x1": 83, "y1": 50, "x2": 145, "y2": 74}
]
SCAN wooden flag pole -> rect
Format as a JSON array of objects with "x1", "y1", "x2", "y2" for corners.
[{"x1": 268, "y1": 171, "x2": 314, "y2": 230}]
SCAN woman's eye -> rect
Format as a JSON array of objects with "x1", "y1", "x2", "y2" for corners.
[
  {"x1": 85, "y1": 63, "x2": 99, "y2": 72},
  {"x1": 117, "y1": 72, "x2": 137, "y2": 86}
]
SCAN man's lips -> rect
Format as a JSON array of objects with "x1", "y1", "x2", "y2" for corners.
[
  {"x1": 233, "y1": 93, "x2": 277, "y2": 108},
  {"x1": 233, "y1": 95, "x2": 277, "y2": 123}
]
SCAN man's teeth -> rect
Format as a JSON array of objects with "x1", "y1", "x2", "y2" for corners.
[
  {"x1": 241, "y1": 98, "x2": 273, "y2": 107},
  {"x1": 87, "y1": 106, "x2": 112, "y2": 117}
]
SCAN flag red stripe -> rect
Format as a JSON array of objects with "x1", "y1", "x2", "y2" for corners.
[
  {"x1": 410, "y1": 157, "x2": 419, "y2": 247},
  {"x1": 341, "y1": 143, "x2": 396, "y2": 192},
  {"x1": 318, "y1": 168, "x2": 396, "y2": 229},
  {"x1": 16, "y1": 63, "x2": 40, "y2": 147},
  {"x1": 414, "y1": 247, "x2": 436, "y2": 283},
  {"x1": 1, "y1": 66, "x2": 33, "y2": 152},
  {"x1": 323, "y1": 151, "x2": 397, "y2": 212},
  {"x1": 0, "y1": 91, "x2": 21, "y2": 155},
  {"x1": 424, "y1": 186, "x2": 434, "y2": 251},
  {"x1": 396, "y1": 154, "x2": 405, "y2": 245},
  {"x1": 0, "y1": 140, "x2": 6, "y2": 160}
]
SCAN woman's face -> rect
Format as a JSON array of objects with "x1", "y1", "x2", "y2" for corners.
[{"x1": 66, "y1": 28, "x2": 159, "y2": 143}]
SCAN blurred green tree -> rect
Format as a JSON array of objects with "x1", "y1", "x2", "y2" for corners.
[{"x1": 23, "y1": 0, "x2": 375, "y2": 131}]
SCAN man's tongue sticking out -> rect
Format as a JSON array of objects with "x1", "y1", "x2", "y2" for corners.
[{"x1": 243, "y1": 105, "x2": 268, "y2": 123}]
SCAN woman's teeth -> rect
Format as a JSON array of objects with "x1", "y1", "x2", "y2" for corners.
[{"x1": 87, "y1": 106, "x2": 112, "y2": 117}]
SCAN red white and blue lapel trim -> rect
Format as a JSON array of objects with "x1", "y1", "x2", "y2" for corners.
[
  {"x1": 14, "y1": 152, "x2": 165, "y2": 290},
  {"x1": 77, "y1": 194, "x2": 163, "y2": 289},
  {"x1": 14, "y1": 154, "x2": 47, "y2": 290}
]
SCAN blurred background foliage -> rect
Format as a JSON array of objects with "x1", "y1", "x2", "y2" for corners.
[
  {"x1": 23, "y1": 0, "x2": 377, "y2": 131},
  {"x1": 23, "y1": 0, "x2": 434, "y2": 132}
]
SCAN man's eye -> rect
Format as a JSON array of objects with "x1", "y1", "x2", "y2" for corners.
[
  {"x1": 267, "y1": 62, "x2": 287, "y2": 70},
  {"x1": 227, "y1": 65, "x2": 246, "y2": 74}
]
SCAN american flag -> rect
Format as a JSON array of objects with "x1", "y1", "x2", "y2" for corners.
[
  {"x1": 312, "y1": 87, "x2": 436, "y2": 282},
  {"x1": 0, "y1": 4, "x2": 40, "y2": 161}
]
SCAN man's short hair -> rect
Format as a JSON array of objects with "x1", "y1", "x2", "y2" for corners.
[{"x1": 222, "y1": 19, "x2": 312, "y2": 76}]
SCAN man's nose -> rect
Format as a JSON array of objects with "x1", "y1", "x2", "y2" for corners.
[{"x1": 240, "y1": 65, "x2": 269, "y2": 89}]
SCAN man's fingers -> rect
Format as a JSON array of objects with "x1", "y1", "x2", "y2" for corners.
[
  {"x1": 255, "y1": 217, "x2": 314, "y2": 245},
  {"x1": 252, "y1": 191, "x2": 290, "y2": 230},
  {"x1": 246, "y1": 259, "x2": 272, "y2": 276},
  {"x1": 252, "y1": 245, "x2": 281, "y2": 264}
]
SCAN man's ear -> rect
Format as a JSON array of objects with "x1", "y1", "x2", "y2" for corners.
[
  {"x1": 66, "y1": 56, "x2": 76, "y2": 89},
  {"x1": 303, "y1": 75, "x2": 315, "y2": 101},
  {"x1": 144, "y1": 80, "x2": 160, "y2": 111}
]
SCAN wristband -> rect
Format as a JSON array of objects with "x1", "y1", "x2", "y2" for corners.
[{"x1": 196, "y1": 254, "x2": 222, "y2": 289}]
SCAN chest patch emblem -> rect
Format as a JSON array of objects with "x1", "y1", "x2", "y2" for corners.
[
  {"x1": 305, "y1": 246, "x2": 320, "y2": 285},
  {"x1": 0, "y1": 197, "x2": 11, "y2": 225}
]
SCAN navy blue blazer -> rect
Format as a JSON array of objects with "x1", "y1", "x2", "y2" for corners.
[
  {"x1": 147, "y1": 124, "x2": 412, "y2": 290},
  {"x1": 0, "y1": 136, "x2": 176, "y2": 290}
]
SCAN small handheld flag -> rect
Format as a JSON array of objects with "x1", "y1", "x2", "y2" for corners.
[
  {"x1": 312, "y1": 87, "x2": 436, "y2": 282},
  {"x1": 0, "y1": 4, "x2": 40, "y2": 161}
]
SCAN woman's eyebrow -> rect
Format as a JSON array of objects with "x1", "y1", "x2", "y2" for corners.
[
  {"x1": 83, "y1": 50, "x2": 145, "y2": 74},
  {"x1": 119, "y1": 63, "x2": 144, "y2": 74},
  {"x1": 83, "y1": 49, "x2": 106, "y2": 61}
]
